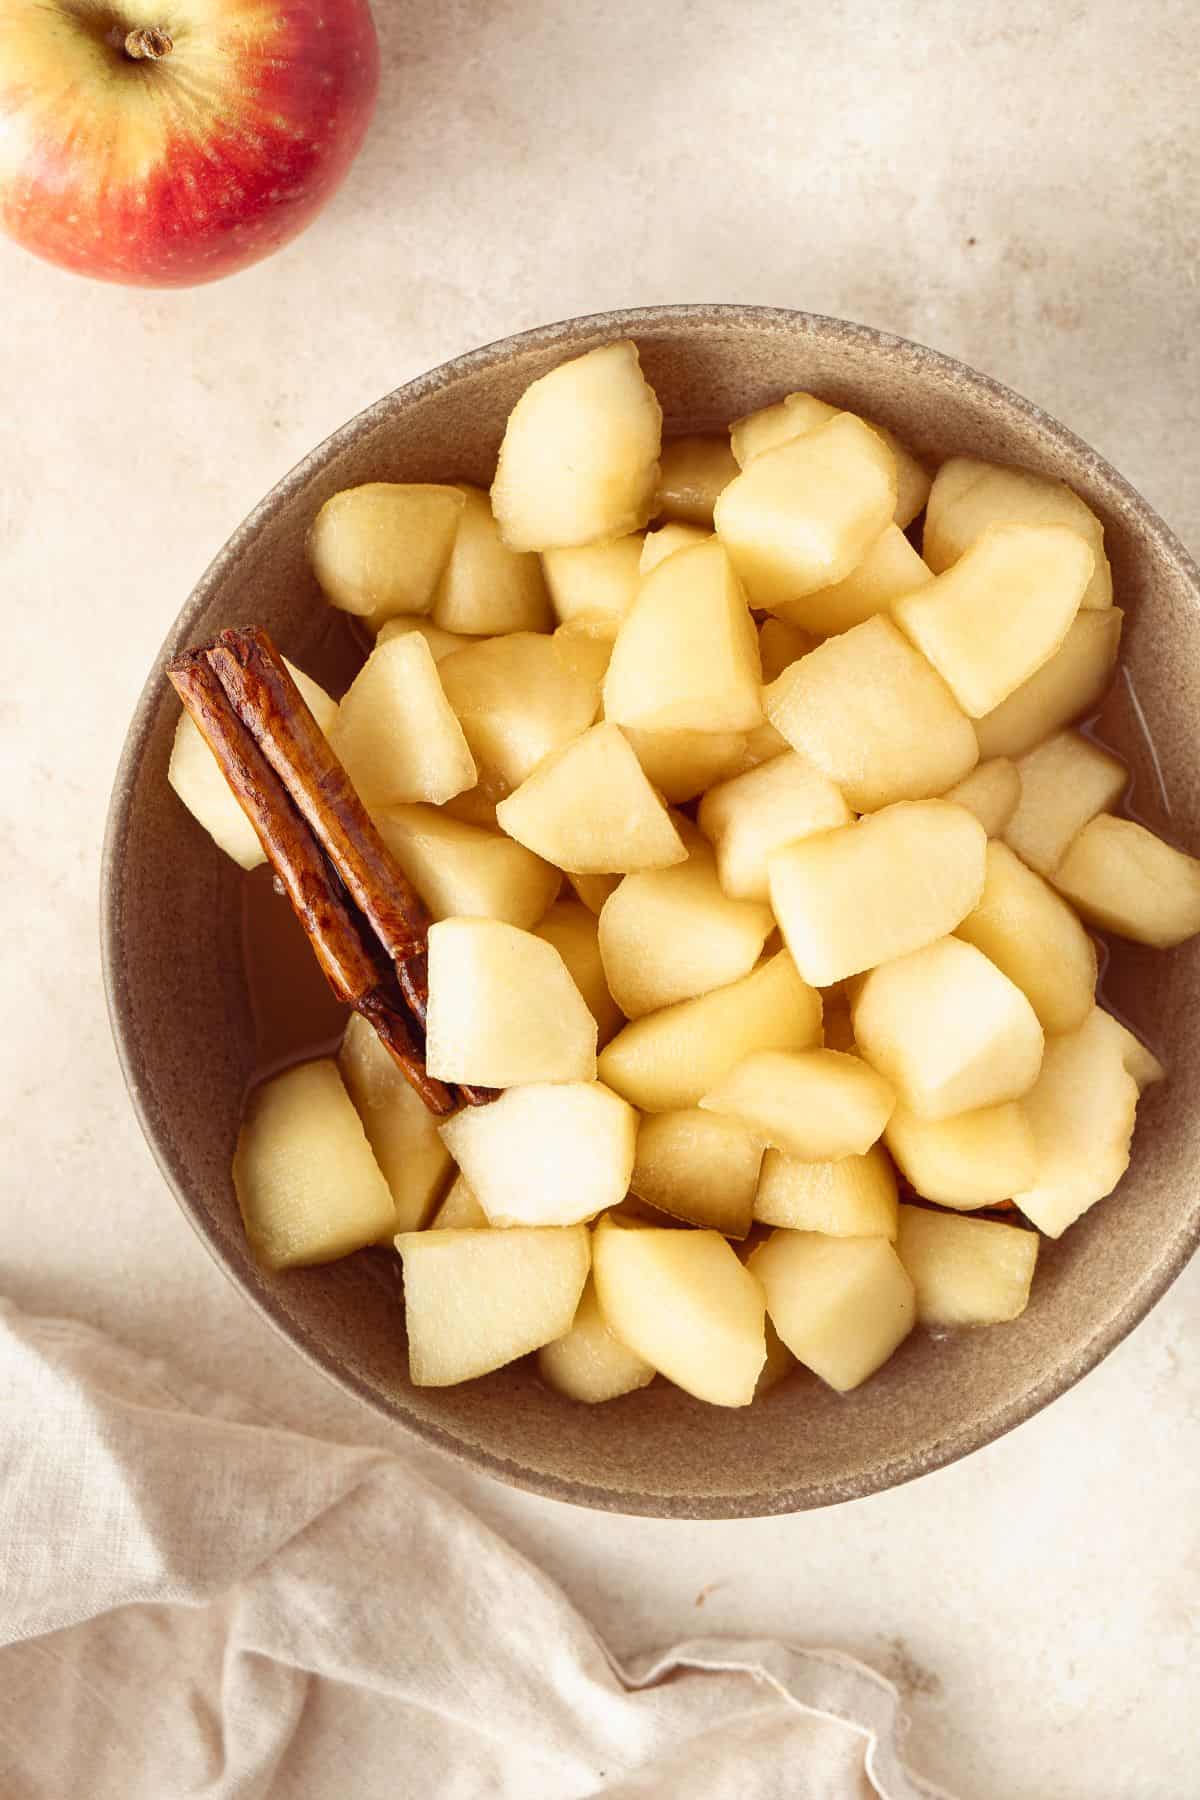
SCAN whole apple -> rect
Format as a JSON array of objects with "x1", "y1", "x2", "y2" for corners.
[{"x1": 0, "y1": 1, "x2": 379, "y2": 287}]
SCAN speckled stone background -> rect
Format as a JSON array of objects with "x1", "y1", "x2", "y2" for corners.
[{"x1": 2, "y1": 3, "x2": 1196, "y2": 1795}]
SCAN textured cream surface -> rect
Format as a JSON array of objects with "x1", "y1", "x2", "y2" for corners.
[{"x1": 1, "y1": 4, "x2": 1197, "y2": 1797}]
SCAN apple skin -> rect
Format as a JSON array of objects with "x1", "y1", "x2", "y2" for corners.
[{"x1": 0, "y1": 2, "x2": 379, "y2": 288}]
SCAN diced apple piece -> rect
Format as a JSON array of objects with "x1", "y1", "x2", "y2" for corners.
[
  {"x1": 377, "y1": 616, "x2": 470, "y2": 660},
  {"x1": 440, "y1": 768, "x2": 508, "y2": 831},
  {"x1": 896, "y1": 1205, "x2": 1039, "y2": 1326},
  {"x1": 427, "y1": 483, "x2": 551, "y2": 634},
  {"x1": 766, "y1": 617, "x2": 978, "y2": 810},
  {"x1": 699, "y1": 751, "x2": 852, "y2": 903},
  {"x1": 956, "y1": 841, "x2": 1097, "y2": 1034},
  {"x1": 310, "y1": 482, "x2": 465, "y2": 618},
  {"x1": 599, "y1": 950, "x2": 822, "y2": 1112},
  {"x1": 729, "y1": 394, "x2": 930, "y2": 528},
  {"x1": 1003, "y1": 731, "x2": 1127, "y2": 874},
  {"x1": 330, "y1": 634, "x2": 476, "y2": 806},
  {"x1": 768, "y1": 800, "x2": 986, "y2": 986},
  {"x1": 374, "y1": 804, "x2": 560, "y2": 929},
  {"x1": 623, "y1": 726, "x2": 748, "y2": 803},
  {"x1": 756, "y1": 1320, "x2": 799, "y2": 1395},
  {"x1": 603, "y1": 540, "x2": 762, "y2": 733},
  {"x1": 551, "y1": 622, "x2": 614, "y2": 691},
  {"x1": 169, "y1": 661, "x2": 337, "y2": 870},
  {"x1": 430, "y1": 1174, "x2": 488, "y2": 1230},
  {"x1": 884, "y1": 1101, "x2": 1036, "y2": 1207},
  {"x1": 653, "y1": 435, "x2": 739, "y2": 526},
  {"x1": 715, "y1": 413, "x2": 897, "y2": 606},
  {"x1": 748, "y1": 1231, "x2": 914, "y2": 1393},
  {"x1": 945, "y1": 759, "x2": 1021, "y2": 837},
  {"x1": 568, "y1": 871, "x2": 621, "y2": 914},
  {"x1": 439, "y1": 632, "x2": 600, "y2": 790},
  {"x1": 1052, "y1": 815, "x2": 1200, "y2": 949},
  {"x1": 758, "y1": 617, "x2": 817, "y2": 682},
  {"x1": 740, "y1": 719, "x2": 791, "y2": 768},
  {"x1": 774, "y1": 524, "x2": 933, "y2": 636},
  {"x1": 640, "y1": 522, "x2": 712, "y2": 572},
  {"x1": 496, "y1": 722, "x2": 686, "y2": 873},
  {"x1": 853, "y1": 936, "x2": 1044, "y2": 1120},
  {"x1": 974, "y1": 609, "x2": 1123, "y2": 760},
  {"x1": 592, "y1": 1217, "x2": 766, "y2": 1406},
  {"x1": 234, "y1": 1060, "x2": 395, "y2": 1269},
  {"x1": 630, "y1": 1108, "x2": 764, "y2": 1237},
  {"x1": 1011, "y1": 1007, "x2": 1139, "y2": 1236},
  {"x1": 924, "y1": 456, "x2": 1112, "y2": 610},
  {"x1": 1092, "y1": 1008, "x2": 1166, "y2": 1091},
  {"x1": 701, "y1": 1049, "x2": 894, "y2": 1161},
  {"x1": 396, "y1": 1226, "x2": 590, "y2": 1384},
  {"x1": 538, "y1": 1276, "x2": 656, "y2": 1402},
  {"x1": 543, "y1": 534, "x2": 643, "y2": 631},
  {"x1": 872, "y1": 423, "x2": 933, "y2": 530},
  {"x1": 338, "y1": 1014, "x2": 452, "y2": 1234},
  {"x1": 895, "y1": 524, "x2": 1093, "y2": 718},
  {"x1": 441, "y1": 1081, "x2": 636, "y2": 1226},
  {"x1": 492, "y1": 341, "x2": 662, "y2": 550},
  {"x1": 753, "y1": 1143, "x2": 899, "y2": 1237},
  {"x1": 426, "y1": 917, "x2": 597, "y2": 1086},
  {"x1": 533, "y1": 899, "x2": 624, "y2": 1045}
]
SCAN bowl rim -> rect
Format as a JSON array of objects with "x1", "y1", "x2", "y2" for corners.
[{"x1": 100, "y1": 302, "x2": 1200, "y2": 1517}]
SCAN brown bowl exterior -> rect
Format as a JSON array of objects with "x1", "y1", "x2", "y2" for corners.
[{"x1": 101, "y1": 306, "x2": 1200, "y2": 1517}]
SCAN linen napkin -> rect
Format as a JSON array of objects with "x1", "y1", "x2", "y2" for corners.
[{"x1": 0, "y1": 1301, "x2": 953, "y2": 1799}]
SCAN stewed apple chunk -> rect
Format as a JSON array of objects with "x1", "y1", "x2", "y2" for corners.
[
  {"x1": 699, "y1": 751, "x2": 852, "y2": 903},
  {"x1": 700, "y1": 1049, "x2": 895, "y2": 1161},
  {"x1": 533, "y1": 900, "x2": 624, "y2": 1045},
  {"x1": 1003, "y1": 731, "x2": 1127, "y2": 874},
  {"x1": 653, "y1": 435, "x2": 739, "y2": 526},
  {"x1": 853, "y1": 937, "x2": 1044, "y2": 1120},
  {"x1": 396, "y1": 1227, "x2": 590, "y2": 1385},
  {"x1": 538, "y1": 1277, "x2": 656, "y2": 1403},
  {"x1": 884, "y1": 1101, "x2": 1036, "y2": 1208},
  {"x1": 1012, "y1": 1007, "x2": 1139, "y2": 1237},
  {"x1": 944, "y1": 758, "x2": 1022, "y2": 837},
  {"x1": 773, "y1": 524, "x2": 932, "y2": 636},
  {"x1": 748, "y1": 1232, "x2": 914, "y2": 1393},
  {"x1": 630, "y1": 1109, "x2": 764, "y2": 1236},
  {"x1": 338, "y1": 1014, "x2": 452, "y2": 1233},
  {"x1": 374, "y1": 805, "x2": 560, "y2": 929},
  {"x1": 956, "y1": 841, "x2": 1097, "y2": 1035},
  {"x1": 752, "y1": 1144, "x2": 899, "y2": 1238},
  {"x1": 439, "y1": 632, "x2": 600, "y2": 790},
  {"x1": 923, "y1": 457, "x2": 1112, "y2": 610},
  {"x1": 896, "y1": 1206, "x2": 1039, "y2": 1327},
  {"x1": 1094, "y1": 1010, "x2": 1166, "y2": 1091},
  {"x1": 425, "y1": 918, "x2": 597, "y2": 1086},
  {"x1": 639, "y1": 522, "x2": 712, "y2": 572},
  {"x1": 496, "y1": 723, "x2": 686, "y2": 873},
  {"x1": 543, "y1": 534, "x2": 643, "y2": 632},
  {"x1": 768, "y1": 801, "x2": 986, "y2": 985},
  {"x1": 491, "y1": 340, "x2": 662, "y2": 550},
  {"x1": 377, "y1": 616, "x2": 470, "y2": 660},
  {"x1": 330, "y1": 633, "x2": 476, "y2": 807},
  {"x1": 729, "y1": 394, "x2": 930, "y2": 529},
  {"x1": 592, "y1": 1217, "x2": 767, "y2": 1407},
  {"x1": 440, "y1": 1082, "x2": 637, "y2": 1226},
  {"x1": 974, "y1": 608, "x2": 1122, "y2": 760},
  {"x1": 309, "y1": 482, "x2": 465, "y2": 618},
  {"x1": 234, "y1": 1060, "x2": 396, "y2": 1270},
  {"x1": 757, "y1": 618, "x2": 817, "y2": 683},
  {"x1": 431, "y1": 484, "x2": 552, "y2": 635},
  {"x1": 766, "y1": 617, "x2": 978, "y2": 810},
  {"x1": 622, "y1": 727, "x2": 748, "y2": 803},
  {"x1": 1051, "y1": 815, "x2": 1200, "y2": 949},
  {"x1": 430, "y1": 1174, "x2": 488, "y2": 1230}
]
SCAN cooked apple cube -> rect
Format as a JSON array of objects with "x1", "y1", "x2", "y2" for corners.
[
  {"x1": 758, "y1": 618, "x2": 817, "y2": 682},
  {"x1": 639, "y1": 522, "x2": 712, "y2": 572},
  {"x1": 330, "y1": 634, "x2": 476, "y2": 807},
  {"x1": 871, "y1": 423, "x2": 933, "y2": 529},
  {"x1": 598, "y1": 845, "x2": 773, "y2": 1018},
  {"x1": 567, "y1": 871, "x2": 622, "y2": 914},
  {"x1": 701, "y1": 1049, "x2": 895, "y2": 1161},
  {"x1": 425, "y1": 917, "x2": 597, "y2": 1087},
  {"x1": 542, "y1": 534, "x2": 643, "y2": 632},
  {"x1": 853, "y1": 936, "x2": 1044, "y2": 1120},
  {"x1": 756, "y1": 1320, "x2": 799, "y2": 1395},
  {"x1": 1003, "y1": 731, "x2": 1127, "y2": 874},
  {"x1": 234, "y1": 1060, "x2": 396, "y2": 1269},
  {"x1": 739, "y1": 719, "x2": 791, "y2": 769},
  {"x1": 956, "y1": 841, "x2": 1097, "y2": 1035},
  {"x1": 768, "y1": 800, "x2": 986, "y2": 985},
  {"x1": 766, "y1": 616, "x2": 978, "y2": 810},
  {"x1": 496, "y1": 722, "x2": 686, "y2": 873},
  {"x1": 374, "y1": 804, "x2": 560, "y2": 930},
  {"x1": 775, "y1": 525, "x2": 933, "y2": 636},
  {"x1": 896, "y1": 1206, "x2": 1039, "y2": 1327},
  {"x1": 427, "y1": 483, "x2": 551, "y2": 634},
  {"x1": 753, "y1": 1143, "x2": 899, "y2": 1237},
  {"x1": 537, "y1": 1276, "x2": 656, "y2": 1402},
  {"x1": 551, "y1": 622, "x2": 615, "y2": 693},
  {"x1": 603, "y1": 540, "x2": 762, "y2": 733},
  {"x1": 1012, "y1": 1007, "x2": 1139, "y2": 1236},
  {"x1": 430, "y1": 1173, "x2": 488, "y2": 1230},
  {"x1": 944, "y1": 758, "x2": 1022, "y2": 837},
  {"x1": 533, "y1": 899, "x2": 624, "y2": 1045},
  {"x1": 377, "y1": 616, "x2": 470, "y2": 660},
  {"x1": 630, "y1": 1108, "x2": 764, "y2": 1236},
  {"x1": 895, "y1": 523, "x2": 1093, "y2": 718},
  {"x1": 622, "y1": 726, "x2": 748, "y2": 803},
  {"x1": 884, "y1": 1101, "x2": 1036, "y2": 1207},
  {"x1": 492, "y1": 341, "x2": 662, "y2": 550},
  {"x1": 338, "y1": 1014, "x2": 452, "y2": 1234},
  {"x1": 169, "y1": 660, "x2": 337, "y2": 870},
  {"x1": 653, "y1": 435, "x2": 739, "y2": 526},
  {"x1": 748, "y1": 1232, "x2": 914, "y2": 1393},
  {"x1": 439, "y1": 632, "x2": 600, "y2": 790},
  {"x1": 924, "y1": 457, "x2": 1112, "y2": 610},
  {"x1": 309, "y1": 482, "x2": 465, "y2": 618},
  {"x1": 441, "y1": 1081, "x2": 636, "y2": 1226},
  {"x1": 974, "y1": 609, "x2": 1123, "y2": 760},
  {"x1": 396, "y1": 1226, "x2": 590, "y2": 1385},
  {"x1": 1093, "y1": 1008, "x2": 1166, "y2": 1091},
  {"x1": 729, "y1": 390, "x2": 839, "y2": 466},
  {"x1": 715, "y1": 413, "x2": 897, "y2": 606},
  {"x1": 698, "y1": 753, "x2": 851, "y2": 904},
  {"x1": 1052, "y1": 815, "x2": 1200, "y2": 948},
  {"x1": 592, "y1": 1217, "x2": 766, "y2": 1406}
]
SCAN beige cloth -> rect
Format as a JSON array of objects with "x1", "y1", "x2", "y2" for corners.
[{"x1": 0, "y1": 1303, "x2": 953, "y2": 1799}]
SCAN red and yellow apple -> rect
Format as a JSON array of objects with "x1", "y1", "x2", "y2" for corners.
[{"x1": 0, "y1": 1, "x2": 378, "y2": 287}]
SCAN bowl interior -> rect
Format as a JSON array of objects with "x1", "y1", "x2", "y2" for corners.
[{"x1": 103, "y1": 307, "x2": 1200, "y2": 1516}]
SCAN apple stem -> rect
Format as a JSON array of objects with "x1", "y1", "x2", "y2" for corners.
[{"x1": 124, "y1": 27, "x2": 174, "y2": 60}]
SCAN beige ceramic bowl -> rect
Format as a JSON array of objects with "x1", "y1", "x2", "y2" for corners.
[{"x1": 102, "y1": 305, "x2": 1200, "y2": 1517}]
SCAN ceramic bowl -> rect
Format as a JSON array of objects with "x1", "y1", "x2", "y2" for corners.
[{"x1": 102, "y1": 305, "x2": 1200, "y2": 1517}]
